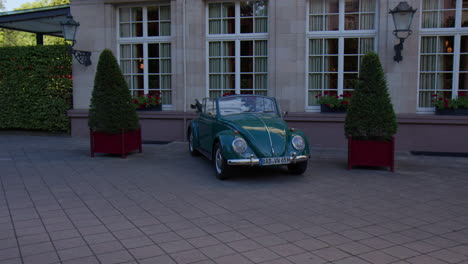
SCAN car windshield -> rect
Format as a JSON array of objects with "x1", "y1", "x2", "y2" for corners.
[{"x1": 218, "y1": 96, "x2": 278, "y2": 116}]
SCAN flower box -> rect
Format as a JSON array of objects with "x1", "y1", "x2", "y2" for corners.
[
  {"x1": 320, "y1": 104, "x2": 347, "y2": 113},
  {"x1": 90, "y1": 128, "x2": 142, "y2": 158},
  {"x1": 137, "y1": 105, "x2": 162, "y2": 111},
  {"x1": 435, "y1": 108, "x2": 468, "y2": 116},
  {"x1": 347, "y1": 136, "x2": 395, "y2": 172}
]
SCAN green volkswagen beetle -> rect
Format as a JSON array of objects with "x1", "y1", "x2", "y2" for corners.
[{"x1": 188, "y1": 95, "x2": 310, "y2": 180}]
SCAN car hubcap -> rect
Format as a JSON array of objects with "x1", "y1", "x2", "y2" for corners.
[
  {"x1": 215, "y1": 148, "x2": 223, "y2": 174},
  {"x1": 189, "y1": 132, "x2": 194, "y2": 152}
]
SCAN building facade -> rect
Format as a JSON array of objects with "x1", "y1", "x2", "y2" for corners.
[{"x1": 68, "y1": 0, "x2": 468, "y2": 152}]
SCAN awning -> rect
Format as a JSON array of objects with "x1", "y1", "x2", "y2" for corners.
[{"x1": 0, "y1": 5, "x2": 70, "y2": 38}]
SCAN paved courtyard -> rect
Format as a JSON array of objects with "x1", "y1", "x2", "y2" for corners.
[{"x1": 0, "y1": 132, "x2": 467, "y2": 264}]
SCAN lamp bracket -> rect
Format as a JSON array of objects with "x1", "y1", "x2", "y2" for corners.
[{"x1": 67, "y1": 45, "x2": 92, "y2": 67}]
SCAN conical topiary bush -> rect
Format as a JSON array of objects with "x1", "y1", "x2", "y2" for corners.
[
  {"x1": 345, "y1": 52, "x2": 397, "y2": 141},
  {"x1": 89, "y1": 49, "x2": 139, "y2": 134},
  {"x1": 345, "y1": 52, "x2": 397, "y2": 171},
  {"x1": 88, "y1": 49, "x2": 141, "y2": 158}
]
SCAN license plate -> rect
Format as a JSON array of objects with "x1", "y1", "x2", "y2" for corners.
[{"x1": 260, "y1": 157, "x2": 291, "y2": 166}]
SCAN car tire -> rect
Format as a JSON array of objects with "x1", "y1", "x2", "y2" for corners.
[
  {"x1": 288, "y1": 161, "x2": 308, "y2": 175},
  {"x1": 214, "y1": 143, "x2": 231, "y2": 180},
  {"x1": 188, "y1": 129, "x2": 201, "y2": 156}
]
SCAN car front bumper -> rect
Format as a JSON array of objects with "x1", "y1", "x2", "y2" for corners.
[{"x1": 227, "y1": 153, "x2": 310, "y2": 166}]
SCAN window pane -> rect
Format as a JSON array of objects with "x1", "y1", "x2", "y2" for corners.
[
  {"x1": 148, "y1": 7, "x2": 159, "y2": 20},
  {"x1": 241, "y1": 41, "x2": 253, "y2": 56},
  {"x1": 241, "y1": 18, "x2": 253, "y2": 33}
]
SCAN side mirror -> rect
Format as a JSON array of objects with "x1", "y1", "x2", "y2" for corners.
[
  {"x1": 282, "y1": 111, "x2": 288, "y2": 117},
  {"x1": 190, "y1": 99, "x2": 203, "y2": 112}
]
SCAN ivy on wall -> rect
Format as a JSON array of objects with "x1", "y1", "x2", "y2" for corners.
[{"x1": 0, "y1": 45, "x2": 72, "y2": 132}]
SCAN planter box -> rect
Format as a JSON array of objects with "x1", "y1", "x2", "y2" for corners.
[
  {"x1": 137, "y1": 105, "x2": 162, "y2": 111},
  {"x1": 347, "y1": 136, "x2": 394, "y2": 172},
  {"x1": 320, "y1": 104, "x2": 346, "y2": 113},
  {"x1": 435, "y1": 108, "x2": 468, "y2": 116},
  {"x1": 90, "y1": 128, "x2": 142, "y2": 158}
]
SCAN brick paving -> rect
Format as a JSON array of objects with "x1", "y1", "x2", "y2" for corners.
[{"x1": 0, "y1": 132, "x2": 467, "y2": 264}]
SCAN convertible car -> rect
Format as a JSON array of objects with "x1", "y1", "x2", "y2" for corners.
[{"x1": 188, "y1": 95, "x2": 310, "y2": 180}]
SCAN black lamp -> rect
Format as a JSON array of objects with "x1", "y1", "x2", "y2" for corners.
[
  {"x1": 389, "y1": 2, "x2": 417, "y2": 63},
  {"x1": 61, "y1": 15, "x2": 92, "y2": 66}
]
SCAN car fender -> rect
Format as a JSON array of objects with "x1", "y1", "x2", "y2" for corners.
[
  {"x1": 188, "y1": 120, "x2": 200, "y2": 149},
  {"x1": 213, "y1": 130, "x2": 240, "y2": 160},
  {"x1": 287, "y1": 129, "x2": 310, "y2": 155}
]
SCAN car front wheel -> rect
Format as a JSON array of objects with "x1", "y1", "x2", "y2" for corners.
[
  {"x1": 214, "y1": 143, "x2": 231, "y2": 180},
  {"x1": 288, "y1": 161, "x2": 308, "y2": 175}
]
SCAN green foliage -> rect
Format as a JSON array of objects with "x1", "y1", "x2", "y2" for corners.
[
  {"x1": 344, "y1": 52, "x2": 397, "y2": 141},
  {"x1": 132, "y1": 92, "x2": 162, "y2": 109},
  {"x1": 18, "y1": 0, "x2": 69, "y2": 9},
  {"x1": 316, "y1": 91, "x2": 351, "y2": 109},
  {"x1": 432, "y1": 92, "x2": 468, "y2": 109},
  {"x1": 89, "y1": 49, "x2": 139, "y2": 134},
  {"x1": 0, "y1": 0, "x2": 69, "y2": 47},
  {"x1": 0, "y1": 45, "x2": 72, "y2": 132}
]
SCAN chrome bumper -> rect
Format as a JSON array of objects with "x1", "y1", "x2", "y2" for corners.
[{"x1": 227, "y1": 153, "x2": 310, "y2": 166}]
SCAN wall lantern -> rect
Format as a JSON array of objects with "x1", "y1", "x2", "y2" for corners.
[
  {"x1": 389, "y1": 2, "x2": 417, "y2": 63},
  {"x1": 61, "y1": 15, "x2": 92, "y2": 66}
]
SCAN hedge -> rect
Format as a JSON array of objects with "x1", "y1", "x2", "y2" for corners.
[{"x1": 0, "y1": 45, "x2": 72, "y2": 132}]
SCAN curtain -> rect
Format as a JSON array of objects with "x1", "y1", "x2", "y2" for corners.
[
  {"x1": 359, "y1": 0, "x2": 375, "y2": 30},
  {"x1": 422, "y1": 0, "x2": 439, "y2": 28}
]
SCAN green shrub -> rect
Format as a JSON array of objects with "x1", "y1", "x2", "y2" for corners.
[
  {"x1": 344, "y1": 52, "x2": 397, "y2": 141},
  {"x1": 0, "y1": 45, "x2": 72, "y2": 132},
  {"x1": 88, "y1": 49, "x2": 139, "y2": 134}
]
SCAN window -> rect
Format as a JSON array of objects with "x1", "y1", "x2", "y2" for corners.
[
  {"x1": 306, "y1": 0, "x2": 377, "y2": 109},
  {"x1": 418, "y1": 0, "x2": 468, "y2": 110},
  {"x1": 118, "y1": 5, "x2": 172, "y2": 105},
  {"x1": 207, "y1": 1, "x2": 268, "y2": 98}
]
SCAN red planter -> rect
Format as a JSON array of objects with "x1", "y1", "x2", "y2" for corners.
[
  {"x1": 347, "y1": 136, "x2": 395, "y2": 172},
  {"x1": 90, "y1": 128, "x2": 142, "y2": 158}
]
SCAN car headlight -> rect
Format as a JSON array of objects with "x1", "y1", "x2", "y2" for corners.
[
  {"x1": 232, "y1": 138, "x2": 247, "y2": 154},
  {"x1": 292, "y1": 135, "x2": 305, "y2": 151}
]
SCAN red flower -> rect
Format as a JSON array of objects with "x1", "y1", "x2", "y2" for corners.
[
  {"x1": 459, "y1": 91, "x2": 466, "y2": 97},
  {"x1": 431, "y1": 94, "x2": 438, "y2": 97},
  {"x1": 326, "y1": 104, "x2": 330, "y2": 107},
  {"x1": 341, "y1": 101, "x2": 349, "y2": 105},
  {"x1": 439, "y1": 98, "x2": 444, "y2": 101},
  {"x1": 324, "y1": 91, "x2": 329, "y2": 95}
]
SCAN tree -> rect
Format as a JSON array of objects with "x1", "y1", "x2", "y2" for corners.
[
  {"x1": 344, "y1": 52, "x2": 397, "y2": 141},
  {"x1": 0, "y1": 0, "x2": 69, "y2": 47},
  {"x1": 89, "y1": 49, "x2": 139, "y2": 134}
]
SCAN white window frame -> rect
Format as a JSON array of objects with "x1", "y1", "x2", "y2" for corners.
[
  {"x1": 305, "y1": 0, "x2": 378, "y2": 112},
  {"x1": 417, "y1": 0, "x2": 468, "y2": 113},
  {"x1": 206, "y1": 1, "x2": 269, "y2": 97},
  {"x1": 116, "y1": 4, "x2": 173, "y2": 108}
]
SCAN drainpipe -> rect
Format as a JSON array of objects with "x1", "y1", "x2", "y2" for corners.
[{"x1": 183, "y1": 0, "x2": 188, "y2": 141}]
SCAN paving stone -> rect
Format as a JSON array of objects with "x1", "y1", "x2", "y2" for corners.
[
  {"x1": 428, "y1": 249, "x2": 468, "y2": 263},
  {"x1": 89, "y1": 240, "x2": 125, "y2": 255},
  {"x1": 213, "y1": 231, "x2": 247, "y2": 243},
  {"x1": 312, "y1": 247, "x2": 351, "y2": 262},
  {"x1": 0, "y1": 247, "x2": 20, "y2": 261},
  {"x1": 22, "y1": 251, "x2": 59, "y2": 264},
  {"x1": 170, "y1": 249, "x2": 208, "y2": 264},
  {"x1": 199, "y1": 244, "x2": 236, "y2": 259},
  {"x1": 382, "y1": 245, "x2": 421, "y2": 259},
  {"x1": 97, "y1": 250, "x2": 135, "y2": 264},
  {"x1": 20, "y1": 241, "x2": 55, "y2": 256},
  {"x1": 159, "y1": 240, "x2": 194, "y2": 254},
  {"x1": 129, "y1": 245, "x2": 164, "y2": 259},
  {"x1": 269, "y1": 243, "x2": 306, "y2": 257},
  {"x1": 227, "y1": 239, "x2": 263, "y2": 252},
  {"x1": 242, "y1": 248, "x2": 281, "y2": 263},
  {"x1": 336, "y1": 241, "x2": 374, "y2": 255},
  {"x1": 358, "y1": 251, "x2": 399, "y2": 264},
  {"x1": 293, "y1": 238, "x2": 329, "y2": 251},
  {"x1": 57, "y1": 246, "x2": 94, "y2": 261},
  {"x1": 52, "y1": 237, "x2": 87, "y2": 250},
  {"x1": 333, "y1": 256, "x2": 372, "y2": 264},
  {"x1": 138, "y1": 254, "x2": 176, "y2": 264},
  {"x1": 187, "y1": 235, "x2": 220, "y2": 248},
  {"x1": 84, "y1": 232, "x2": 116, "y2": 245}
]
